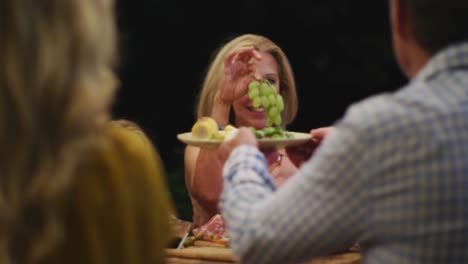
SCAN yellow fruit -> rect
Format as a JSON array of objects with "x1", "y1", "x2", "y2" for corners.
[
  {"x1": 211, "y1": 130, "x2": 225, "y2": 140},
  {"x1": 223, "y1": 124, "x2": 238, "y2": 140},
  {"x1": 200, "y1": 117, "x2": 218, "y2": 132},
  {"x1": 224, "y1": 124, "x2": 236, "y2": 133},
  {"x1": 191, "y1": 122, "x2": 213, "y2": 139},
  {"x1": 191, "y1": 117, "x2": 219, "y2": 139}
]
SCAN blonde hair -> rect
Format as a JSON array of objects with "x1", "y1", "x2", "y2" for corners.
[
  {"x1": 196, "y1": 34, "x2": 298, "y2": 127},
  {"x1": 39, "y1": 122, "x2": 175, "y2": 264},
  {"x1": 0, "y1": 0, "x2": 117, "y2": 262},
  {"x1": 107, "y1": 119, "x2": 155, "y2": 158}
]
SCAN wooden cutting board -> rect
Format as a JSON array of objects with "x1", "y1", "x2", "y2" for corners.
[
  {"x1": 166, "y1": 257, "x2": 235, "y2": 264},
  {"x1": 193, "y1": 240, "x2": 227, "y2": 248},
  {"x1": 304, "y1": 252, "x2": 361, "y2": 264},
  {"x1": 165, "y1": 246, "x2": 361, "y2": 264},
  {"x1": 165, "y1": 247, "x2": 237, "y2": 262}
]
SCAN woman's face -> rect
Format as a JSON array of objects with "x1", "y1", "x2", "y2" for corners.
[{"x1": 232, "y1": 51, "x2": 280, "y2": 129}]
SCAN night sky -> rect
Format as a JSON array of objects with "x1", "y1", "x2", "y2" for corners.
[{"x1": 113, "y1": 0, "x2": 406, "y2": 218}]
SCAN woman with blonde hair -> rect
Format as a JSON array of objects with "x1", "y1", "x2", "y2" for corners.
[
  {"x1": 184, "y1": 33, "x2": 300, "y2": 228},
  {"x1": 0, "y1": 0, "x2": 173, "y2": 263}
]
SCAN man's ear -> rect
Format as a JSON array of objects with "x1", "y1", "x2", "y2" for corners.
[{"x1": 390, "y1": 0, "x2": 410, "y2": 41}]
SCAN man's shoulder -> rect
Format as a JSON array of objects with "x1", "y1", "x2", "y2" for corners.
[
  {"x1": 337, "y1": 85, "x2": 426, "y2": 141},
  {"x1": 343, "y1": 91, "x2": 403, "y2": 126}
]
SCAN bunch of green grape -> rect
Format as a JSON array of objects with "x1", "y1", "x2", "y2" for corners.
[
  {"x1": 250, "y1": 126, "x2": 293, "y2": 139},
  {"x1": 247, "y1": 79, "x2": 284, "y2": 126}
]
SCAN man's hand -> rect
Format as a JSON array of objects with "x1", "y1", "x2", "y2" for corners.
[
  {"x1": 286, "y1": 126, "x2": 334, "y2": 167},
  {"x1": 218, "y1": 127, "x2": 258, "y2": 163}
]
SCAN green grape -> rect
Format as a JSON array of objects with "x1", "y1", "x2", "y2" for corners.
[
  {"x1": 268, "y1": 106, "x2": 278, "y2": 118},
  {"x1": 250, "y1": 127, "x2": 264, "y2": 139},
  {"x1": 271, "y1": 133, "x2": 282, "y2": 139},
  {"x1": 261, "y1": 96, "x2": 270, "y2": 108},
  {"x1": 260, "y1": 82, "x2": 270, "y2": 96},
  {"x1": 248, "y1": 86, "x2": 259, "y2": 98},
  {"x1": 276, "y1": 94, "x2": 284, "y2": 111},
  {"x1": 263, "y1": 127, "x2": 275, "y2": 136},
  {"x1": 252, "y1": 97, "x2": 262, "y2": 108},
  {"x1": 273, "y1": 115, "x2": 282, "y2": 126},
  {"x1": 247, "y1": 79, "x2": 285, "y2": 134},
  {"x1": 272, "y1": 126, "x2": 283, "y2": 133},
  {"x1": 267, "y1": 86, "x2": 276, "y2": 96},
  {"x1": 266, "y1": 118, "x2": 273, "y2": 127},
  {"x1": 248, "y1": 80, "x2": 260, "y2": 91},
  {"x1": 268, "y1": 94, "x2": 276, "y2": 106}
]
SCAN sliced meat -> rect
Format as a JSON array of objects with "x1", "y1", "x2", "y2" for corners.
[{"x1": 192, "y1": 214, "x2": 229, "y2": 244}]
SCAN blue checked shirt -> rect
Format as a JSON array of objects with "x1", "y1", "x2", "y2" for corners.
[{"x1": 220, "y1": 42, "x2": 468, "y2": 264}]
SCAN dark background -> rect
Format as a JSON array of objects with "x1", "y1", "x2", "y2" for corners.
[{"x1": 113, "y1": 0, "x2": 406, "y2": 220}]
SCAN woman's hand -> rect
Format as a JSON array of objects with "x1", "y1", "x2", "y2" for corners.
[
  {"x1": 286, "y1": 126, "x2": 334, "y2": 167},
  {"x1": 218, "y1": 46, "x2": 262, "y2": 104}
]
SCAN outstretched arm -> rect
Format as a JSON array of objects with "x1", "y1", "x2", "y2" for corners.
[{"x1": 286, "y1": 126, "x2": 335, "y2": 167}]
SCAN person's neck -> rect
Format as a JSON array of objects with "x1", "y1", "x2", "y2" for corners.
[{"x1": 405, "y1": 44, "x2": 432, "y2": 79}]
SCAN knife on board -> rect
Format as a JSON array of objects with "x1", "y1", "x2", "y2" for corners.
[{"x1": 170, "y1": 214, "x2": 193, "y2": 249}]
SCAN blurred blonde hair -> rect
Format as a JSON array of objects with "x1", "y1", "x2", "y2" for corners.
[
  {"x1": 41, "y1": 121, "x2": 175, "y2": 264},
  {"x1": 107, "y1": 119, "x2": 149, "y2": 147},
  {"x1": 0, "y1": 0, "x2": 117, "y2": 262},
  {"x1": 196, "y1": 33, "x2": 298, "y2": 128}
]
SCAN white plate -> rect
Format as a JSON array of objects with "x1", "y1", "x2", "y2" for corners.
[{"x1": 177, "y1": 131, "x2": 312, "y2": 149}]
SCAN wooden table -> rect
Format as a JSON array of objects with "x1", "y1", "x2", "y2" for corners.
[{"x1": 166, "y1": 242, "x2": 361, "y2": 264}]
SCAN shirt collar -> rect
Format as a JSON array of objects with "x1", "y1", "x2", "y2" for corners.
[{"x1": 415, "y1": 41, "x2": 468, "y2": 82}]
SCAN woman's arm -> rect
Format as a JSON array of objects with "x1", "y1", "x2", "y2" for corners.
[
  {"x1": 184, "y1": 145, "x2": 224, "y2": 226},
  {"x1": 185, "y1": 46, "x2": 262, "y2": 226}
]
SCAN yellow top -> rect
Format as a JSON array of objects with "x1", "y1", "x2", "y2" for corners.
[{"x1": 42, "y1": 122, "x2": 175, "y2": 264}]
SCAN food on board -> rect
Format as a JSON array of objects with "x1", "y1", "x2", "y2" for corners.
[
  {"x1": 191, "y1": 117, "x2": 238, "y2": 140},
  {"x1": 191, "y1": 214, "x2": 229, "y2": 246},
  {"x1": 191, "y1": 117, "x2": 219, "y2": 139}
]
